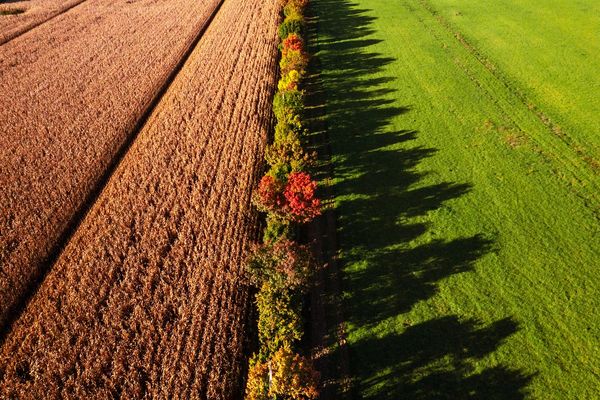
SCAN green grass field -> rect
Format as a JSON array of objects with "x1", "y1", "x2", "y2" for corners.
[{"x1": 311, "y1": 0, "x2": 600, "y2": 398}]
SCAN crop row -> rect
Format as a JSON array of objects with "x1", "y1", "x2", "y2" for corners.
[
  {"x1": 0, "y1": 0, "x2": 223, "y2": 332},
  {"x1": 243, "y1": 1, "x2": 322, "y2": 399},
  {"x1": 0, "y1": 0, "x2": 281, "y2": 397}
]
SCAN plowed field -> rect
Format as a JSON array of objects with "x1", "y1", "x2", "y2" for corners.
[
  {"x1": 0, "y1": 0, "x2": 222, "y2": 330},
  {"x1": 0, "y1": 0, "x2": 84, "y2": 45},
  {"x1": 0, "y1": 0, "x2": 279, "y2": 397}
]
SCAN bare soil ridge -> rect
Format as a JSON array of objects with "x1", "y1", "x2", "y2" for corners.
[{"x1": 0, "y1": 0, "x2": 280, "y2": 397}]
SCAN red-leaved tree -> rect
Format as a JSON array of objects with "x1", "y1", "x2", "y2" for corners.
[
  {"x1": 254, "y1": 172, "x2": 320, "y2": 223},
  {"x1": 284, "y1": 172, "x2": 321, "y2": 223},
  {"x1": 282, "y1": 33, "x2": 304, "y2": 52}
]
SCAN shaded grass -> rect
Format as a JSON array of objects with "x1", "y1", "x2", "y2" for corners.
[{"x1": 311, "y1": 0, "x2": 600, "y2": 398}]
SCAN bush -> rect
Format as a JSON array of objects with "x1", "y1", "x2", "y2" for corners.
[
  {"x1": 253, "y1": 171, "x2": 320, "y2": 223},
  {"x1": 273, "y1": 89, "x2": 304, "y2": 122},
  {"x1": 283, "y1": 2, "x2": 303, "y2": 19},
  {"x1": 245, "y1": 346, "x2": 320, "y2": 400},
  {"x1": 284, "y1": 172, "x2": 321, "y2": 223},
  {"x1": 245, "y1": 356, "x2": 270, "y2": 400},
  {"x1": 279, "y1": 16, "x2": 304, "y2": 39},
  {"x1": 246, "y1": 237, "x2": 315, "y2": 291},
  {"x1": 274, "y1": 116, "x2": 303, "y2": 142},
  {"x1": 266, "y1": 131, "x2": 312, "y2": 173},
  {"x1": 263, "y1": 214, "x2": 292, "y2": 243},
  {"x1": 254, "y1": 175, "x2": 286, "y2": 214},
  {"x1": 278, "y1": 69, "x2": 302, "y2": 92},
  {"x1": 270, "y1": 347, "x2": 320, "y2": 400},
  {"x1": 280, "y1": 48, "x2": 309, "y2": 76},
  {"x1": 282, "y1": 33, "x2": 304, "y2": 52},
  {"x1": 285, "y1": 0, "x2": 309, "y2": 10},
  {"x1": 256, "y1": 283, "x2": 303, "y2": 355}
]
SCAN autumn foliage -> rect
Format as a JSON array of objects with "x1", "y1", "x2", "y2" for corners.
[
  {"x1": 284, "y1": 172, "x2": 321, "y2": 222},
  {"x1": 282, "y1": 33, "x2": 304, "y2": 51},
  {"x1": 254, "y1": 172, "x2": 320, "y2": 223},
  {"x1": 245, "y1": 347, "x2": 320, "y2": 400},
  {"x1": 246, "y1": 237, "x2": 315, "y2": 291},
  {"x1": 246, "y1": 0, "x2": 320, "y2": 398}
]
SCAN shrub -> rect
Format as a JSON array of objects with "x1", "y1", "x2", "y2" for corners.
[
  {"x1": 284, "y1": 172, "x2": 321, "y2": 223},
  {"x1": 256, "y1": 283, "x2": 303, "y2": 355},
  {"x1": 279, "y1": 16, "x2": 304, "y2": 40},
  {"x1": 246, "y1": 237, "x2": 315, "y2": 291},
  {"x1": 282, "y1": 33, "x2": 304, "y2": 52},
  {"x1": 266, "y1": 131, "x2": 312, "y2": 173},
  {"x1": 245, "y1": 356, "x2": 270, "y2": 400},
  {"x1": 253, "y1": 175, "x2": 286, "y2": 214},
  {"x1": 278, "y1": 69, "x2": 302, "y2": 92},
  {"x1": 283, "y1": 3, "x2": 303, "y2": 19},
  {"x1": 286, "y1": 0, "x2": 309, "y2": 10},
  {"x1": 273, "y1": 89, "x2": 304, "y2": 122},
  {"x1": 253, "y1": 171, "x2": 320, "y2": 223},
  {"x1": 280, "y1": 48, "x2": 309, "y2": 76},
  {"x1": 263, "y1": 214, "x2": 292, "y2": 243},
  {"x1": 245, "y1": 346, "x2": 320, "y2": 400},
  {"x1": 270, "y1": 347, "x2": 320, "y2": 400},
  {"x1": 274, "y1": 116, "x2": 303, "y2": 142}
]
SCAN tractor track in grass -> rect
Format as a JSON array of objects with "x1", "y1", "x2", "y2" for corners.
[
  {"x1": 0, "y1": 0, "x2": 224, "y2": 334},
  {"x1": 411, "y1": 0, "x2": 599, "y2": 218},
  {"x1": 0, "y1": 0, "x2": 280, "y2": 396},
  {"x1": 417, "y1": 0, "x2": 600, "y2": 175}
]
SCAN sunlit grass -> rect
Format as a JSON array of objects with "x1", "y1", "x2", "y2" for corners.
[{"x1": 312, "y1": 0, "x2": 600, "y2": 398}]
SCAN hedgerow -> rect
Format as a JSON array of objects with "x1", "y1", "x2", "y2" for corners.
[
  {"x1": 265, "y1": 132, "x2": 313, "y2": 176},
  {"x1": 245, "y1": 0, "x2": 321, "y2": 398},
  {"x1": 273, "y1": 89, "x2": 304, "y2": 122},
  {"x1": 247, "y1": 238, "x2": 315, "y2": 291},
  {"x1": 279, "y1": 16, "x2": 304, "y2": 40},
  {"x1": 253, "y1": 172, "x2": 320, "y2": 223},
  {"x1": 246, "y1": 347, "x2": 319, "y2": 400},
  {"x1": 284, "y1": 172, "x2": 321, "y2": 223},
  {"x1": 280, "y1": 48, "x2": 309, "y2": 76},
  {"x1": 278, "y1": 70, "x2": 302, "y2": 91},
  {"x1": 264, "y1": 214, "x2": 291, "y2": 243}
]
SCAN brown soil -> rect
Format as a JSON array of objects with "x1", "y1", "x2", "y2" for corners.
[
  {"x1": 0, "y1": 0, "x2": 85, "y2": 45},
  {"x1": 0, "y1": 0, "x2": 279, "y2": 397},
  {"x1": 0, "y1": 0, "x2": 222, "y2": 330}
]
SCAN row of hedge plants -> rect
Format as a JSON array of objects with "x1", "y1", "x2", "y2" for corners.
[{"x1": 244, "y1": 1, "x2": 321, "y2": 399}]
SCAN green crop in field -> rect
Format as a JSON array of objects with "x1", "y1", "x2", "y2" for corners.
[{"x1": 311, "y1": 0, "x2": 600, "y2": 398}]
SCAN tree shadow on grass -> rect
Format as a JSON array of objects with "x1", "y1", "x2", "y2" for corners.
[
  {"x1": 306, "y1": 0, "x2": 533, "y2": 398},
  {"x1": 353, "y1": 316, "x2": 533, "y2": 399}
]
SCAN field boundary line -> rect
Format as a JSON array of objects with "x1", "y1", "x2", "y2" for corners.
[
  {"x1": 0, "y1": 0, "x2": 226, "y2": 345},
  {"x1": 0, "y1": 0, "x2": 89, "y2": 46}
]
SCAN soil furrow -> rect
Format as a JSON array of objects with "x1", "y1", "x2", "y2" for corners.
[{"x1": 0, "y1": 0, "x2": 280, "y2": 397}]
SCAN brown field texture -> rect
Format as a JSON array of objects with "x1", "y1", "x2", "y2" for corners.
[
  {"x1": 0, "y1": 0, "x2": 223, "y2": 330},
  {"x1": 0, "y1": 0, "x2": 84, "y2": 44},
  {"x1": 0, "y1": 0, "x2": 280, "y2": 396}
]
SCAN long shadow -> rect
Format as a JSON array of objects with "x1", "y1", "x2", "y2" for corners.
[
  {"x1": 352, "y1": 317, "x2": 533, "y2": 399},
  {"x1": 307, "y1": 0, "x2": 533, "y2": 398}
]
